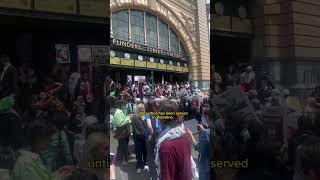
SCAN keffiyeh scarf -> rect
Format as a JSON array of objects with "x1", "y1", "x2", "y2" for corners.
[{"x1": 155, "y1": 123, "x2": 198, "y2": 180}]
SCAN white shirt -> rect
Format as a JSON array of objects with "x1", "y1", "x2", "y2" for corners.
[{"x1": 0, "y1": 63, "x2": 11, "y2": 81}]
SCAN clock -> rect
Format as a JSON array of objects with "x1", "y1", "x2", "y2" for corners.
[
  {"x1": 149, "y1": 57, "x2": 155, "y2": 63},
  {"x1": 110, "y1": 50, "x2": 115, "y2": 57},
  {"x1": 160, "y1": 59, "x2": 164, "y2": 64},
  {"x1": 169, "y1": 61, "x2": 173, "y2": 65},
  {"x1": 177, "y1": 62, "x2": 180, "y2": 66},
  {"x1": 184, "y1": 63, "x2": 188, "y2": 67},
  {"x1": 214, "y1": 2, "x2": 224, "y2": 16},
  {"x1": 239, "y1": 6, "x2": 247, "y2": 18},
  {"x1": 124, "y1": 53, "x2": 130, "y2": 59},
  {"x1": 138, "y1": 55, "x2": 143, "y2": 61}
]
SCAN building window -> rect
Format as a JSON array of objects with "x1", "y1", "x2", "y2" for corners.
[
  {"x1": 131, "y1": 10, "x2": 145, "y2": 44},
  {"x1": 170, "y1": 29, "x2": 179, "y2": 53},
  {"x1": 112, "y1": 10, "x2": 129, "y2": 41},
  {"x1": 159, "y1": 20, "x2": 169, "y2": 50},
  {"x1": 146, "y1": 13, "x2": 158, "y2": 48}
]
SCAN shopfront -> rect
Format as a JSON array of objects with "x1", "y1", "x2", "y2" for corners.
[{"x1": 0, "y1": 0, "x2": 108, "y2": 83}]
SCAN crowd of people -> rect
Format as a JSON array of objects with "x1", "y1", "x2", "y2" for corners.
[
  {"x1": 211, "y1": 64, "x2": 320, "y2": 180},
  {"x1": 0, "y1": 53, "x2": 110, "y2": 180},
  {"x1": 1, "y1": 48, "x2": 320, "y2": 180},
  {"x1": 108, "y1": 79, "x2": 211, "y2": 180}
]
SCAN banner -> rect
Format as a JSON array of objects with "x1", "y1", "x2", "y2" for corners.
[
  {"x1": 79, "y1": 0, "x2": 107, "y2": 17},
  {"x1": 92, "y1": 45, "x2": 108, "y2": 65},
  {"x1": 77, "y1": 45, "x2": 93, "y2": 62},
  {"x1": 0, "y1": 0, "x2": 31, "y2": 9},
  {"x1": 147, "y1": 62, "x2": 157, "y2": 69},
  {"x1": 110, "y1": 57, "x2": 120, "y2": 65},
  {"x1": 167, "y1": 65, "x2": 174, "y2": 71},
  {"x1": 135, "y1": 60, "x2": 146, "y2": 68},
  {"x1": 158, "y1": 64, "x2": 167, "y2": 70},
  {"x1": 55, "y1": 44, "x2": 70, "y2": 63},
  {"x1": 34, "y1": 0, "x2": 76, "y2": 14},
  {"x1": 121, "y1": 59, "x2": 134, "y2": 66}
]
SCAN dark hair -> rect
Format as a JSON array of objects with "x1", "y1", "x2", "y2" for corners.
[
  {"x1": 300, "y1": 136, "x2": 320, "y2": 178},
  {"x1": 115, "y1": 99, "x2": 126, "y2": 109},
  {"x1": 146, "y1": 98, "x2": 157, "y2": 113},
  {"x1": 158, "y1": 99, "x2": 182, "y2": 125},
  {"x1": 26, "y1": 119, "x2": 55, "y2": 146},
  {"x1": 0, "y1": 111, "x2": 23, "y2": 149}
]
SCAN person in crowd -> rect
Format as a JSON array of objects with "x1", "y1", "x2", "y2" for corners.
[
  {"x1": 212, "y1": 65, "x2": 222, "y2": 94},
  {"x1": 41, "y1": 111, "x2": 73, "y2": 172},
  {"x1": 131, "y1": 101, "x2": 148, "y2": 174},
  {"x1": 155, "y1": 99, "x2": 198, "y2": 180},
  {"x1": 80, "y1": 72, "x2": 92, "y2": 107},
  {"x1": 240, "y1": 66, "x2": 256, "y2": 92},
  {"x1": 68, "y1": 72, "x2": 81, "y2": 105},
  {"x1": 145, "y1": 97, "x2": 162, "y2": 179},
  {"x1": 10, "y1": 120, "x2": 75, "y2": 180},
  {"x1": 299, "y1": 136, "x2": 320, "y2": 180},
  {"x1": 18, "y1": 61, "x2": 37, "y2": 112},
  {"x1": 0, "y1": 54, "x2": 19, "y2": 108},
  {"x1": 0, "y1": 98, "x2": 23, "y2": 180},
  {"x1": 113, "y1": 99, "x2": 131, "y2": 166},
  {"x1": 81, "y1": 132, "x2": 109, "y2": 180},
  {"x1": 187, "y1": 124, "x2": 210, "y2": 180}
]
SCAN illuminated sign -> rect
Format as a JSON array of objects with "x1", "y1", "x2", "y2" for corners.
[
  {"x1": 121, "y1": 58, "x2": 134, "y2": 66},
  {"x1": 158, "y1": 64, "x2": 167, "y2": 70},
  {"x1": 110, "y1": 57, "x2": 121, "y2": 65},
  {"x1": 167, "y1": 65, "x2": 174, "y2": 71},
  {"x1": 135, "y1": 60, "x2": 146, "y2": 67},
  {"x1": 147, "y1": 62, "x2": 157, "y2": 69},
  {"x1": 112, "y1": 39, "x2": 182, "y2": 59}
]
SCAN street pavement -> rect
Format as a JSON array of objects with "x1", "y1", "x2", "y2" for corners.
[{"x1": 110, "y1": 120, "x2": 200, "y2": 180}]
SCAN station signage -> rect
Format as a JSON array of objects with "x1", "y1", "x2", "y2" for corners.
[
  {"x1": 110, "y1": 57, "x2": 121, "y2": 65},
  {"x1": 175, "y1": 66, "x2": 183, "y2": 72},
  {"x1": 121, "y1": 58, "x2": 134, "y2": 66},
  {"x1": 167, "y1": 65, "x2": 175, "y2": 71},
  {"x1": 135, "y1": 60, "x2": 146, "y2": 68},
  {"x1": 112, "y1": 39, "x2": 182, "y2": 59},
  {"x1": 158, "y1": 64, "x2": 167, "y2": 70},
  {"x1": 147, "y1": 62, "x2": 157, "y2": 69}
]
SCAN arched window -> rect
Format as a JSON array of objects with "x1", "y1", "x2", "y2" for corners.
[
  {"x1": 130, "y1": 10, "x2": 145, "y2": 44},
  {"x1": 146, "y1": 13, "x2": 158, "y2": 48},
  {"x1": 112, "y1": 10, "x2": 129, "y2": 41},
  {"x1": 159, "y1": 20, "x2": 169, "y2": 50},
  {"x1": 170, "y1": 29, "x2": 179, "y2": 53}
]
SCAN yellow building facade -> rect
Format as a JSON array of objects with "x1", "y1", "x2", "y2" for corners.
[{"x1": 110, "y1": 0, "x2": 210, "y2": 89}]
